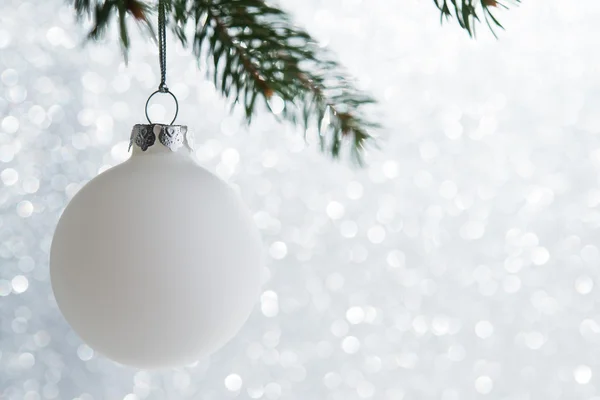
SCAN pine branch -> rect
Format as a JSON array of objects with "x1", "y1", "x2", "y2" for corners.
[
  {"x1": 73, "y1": 0, "x2": 378, "y2": 162},
  {"x1": 191, "y1": 1, "x2": 378, "y2": 162},
  {"x1": 72, "y1": 1, "x2": 518, "y2": 161},
  {"x1": 434, "y1": 0, "x2": 519, "y2": 37}
]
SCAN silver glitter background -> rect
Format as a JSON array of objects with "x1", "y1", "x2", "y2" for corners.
[{"x1": 2, "y1": 0, "x2": 600, "y2": 398}]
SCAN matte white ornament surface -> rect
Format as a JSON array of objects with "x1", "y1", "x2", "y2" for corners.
[{"x1": 50, "y1": 125, "x2": 263, "y2": 368}]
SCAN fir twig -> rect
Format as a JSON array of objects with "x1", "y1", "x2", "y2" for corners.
[
  {"x1": 73, "y1": 0, "x2": 518, "y2": 161},
  {"x1": 85, "y1": 0, "x2": 155, "y2": 57},
  {"x1": 73, "y1": 0, "x2": 378, "y2": 162},
  {"x1": 434, "y1": 0, "x2": 519, "y2": 37},
  {"x1": 192, "y1": 1, "x2": 378, "y2": 162}
]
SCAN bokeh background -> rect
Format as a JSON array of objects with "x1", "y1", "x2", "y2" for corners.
[{"x1": 3, "y1": 0, "x2": 600, "y2": 398}]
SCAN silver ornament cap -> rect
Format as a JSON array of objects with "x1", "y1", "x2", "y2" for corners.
[{"x1": 129, "y1": 124, "x2": 194, "y2": 153}]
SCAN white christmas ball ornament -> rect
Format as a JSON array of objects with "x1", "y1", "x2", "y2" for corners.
[{"x1": 50, "y1": 124, "x2": 263, "y2": 368}]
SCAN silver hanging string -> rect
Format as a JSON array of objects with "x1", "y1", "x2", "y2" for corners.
[
  {"x1": 145, "y1": 0, "x2": 179, "y2": 125},
  {"x1": 157, "y1": 0, "x2": 168, "y2": 92}
]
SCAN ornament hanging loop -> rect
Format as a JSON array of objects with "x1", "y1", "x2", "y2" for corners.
[
  {"x1": 145, "y1": 89, "x2": 179, "y2": 125},
  {"x1": 144, "y1": 0, "x2": 178, "y2": 125}
]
